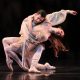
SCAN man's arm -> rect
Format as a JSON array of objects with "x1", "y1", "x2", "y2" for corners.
[
  {"x1": 46, "y1": 10, "x2": 77, "y2": 26},
  {"x1": 19, "y1": 15, "x2": 34, "y2": 40},
  {"x1": 19, "y1": 21, "x2": 29, "y2": 40}
]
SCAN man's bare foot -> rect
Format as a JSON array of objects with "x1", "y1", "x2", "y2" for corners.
[
  {"x1": 29, "y1": 66, "x2": 41, "y2": 73},
  {"x1": 22, "y1": 65, "x2": 28, "y2": 71},
  {"x1": 45, "y1": 63, "x2": 56, "y2": 69}
]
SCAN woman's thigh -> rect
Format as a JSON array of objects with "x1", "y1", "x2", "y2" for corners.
[{"x1": 3, "y1": 37, "x2": 20, "y2": 45}]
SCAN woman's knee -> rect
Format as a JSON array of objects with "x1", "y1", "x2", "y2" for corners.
[{"x1": 2, "y1": 37, "x2": 9, "y2": 44}]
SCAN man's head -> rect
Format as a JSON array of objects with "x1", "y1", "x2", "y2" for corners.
[{"x1": 33, "y1": 9, "x2": 46, "y2": 24}]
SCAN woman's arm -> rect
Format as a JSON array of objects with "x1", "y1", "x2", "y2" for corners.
[{"x1": 46, "y1": 10, "x2": 77, "y2": 26}]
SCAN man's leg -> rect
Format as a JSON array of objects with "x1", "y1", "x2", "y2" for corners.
[
  {"x1": 29, "y1": 45, "x2": 45, "y2": 73},
  {"x1": 28, "y1": 45, "x2": 56, "y2": 72}
]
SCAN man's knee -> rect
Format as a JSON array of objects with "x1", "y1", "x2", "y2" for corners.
[
  {"x1": 35, "y1": 45, "x2": 45, "y2": 55},
  {"x1": 38, "y1": 45, "x2": 45, "y2": 51}
]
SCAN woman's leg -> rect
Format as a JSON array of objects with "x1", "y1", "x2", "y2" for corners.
[{"x1": 2, "y1": 37, "x2": 28, "y2": 71}]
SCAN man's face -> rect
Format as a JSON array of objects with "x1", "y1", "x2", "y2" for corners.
[{"x1": 33, "y1": 13, "x2": 45, "y2": 24}]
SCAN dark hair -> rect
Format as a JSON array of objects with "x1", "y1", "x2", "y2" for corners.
[{"x1": 37, "y1": 9, "x2": 46, "y2": 18}]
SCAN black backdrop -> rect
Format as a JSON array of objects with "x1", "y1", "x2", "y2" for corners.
[{"x1": 0, "y1": 0, "x2": 80, "y2": 66}]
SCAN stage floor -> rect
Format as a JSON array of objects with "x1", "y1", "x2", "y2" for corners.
[{"x1": 0, "y1": 65, "x2": 80, "y2": 80}]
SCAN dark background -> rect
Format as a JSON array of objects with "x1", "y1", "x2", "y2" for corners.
[{"x1": 0, "y1": 0, "x2": 80, "y2": 66}]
